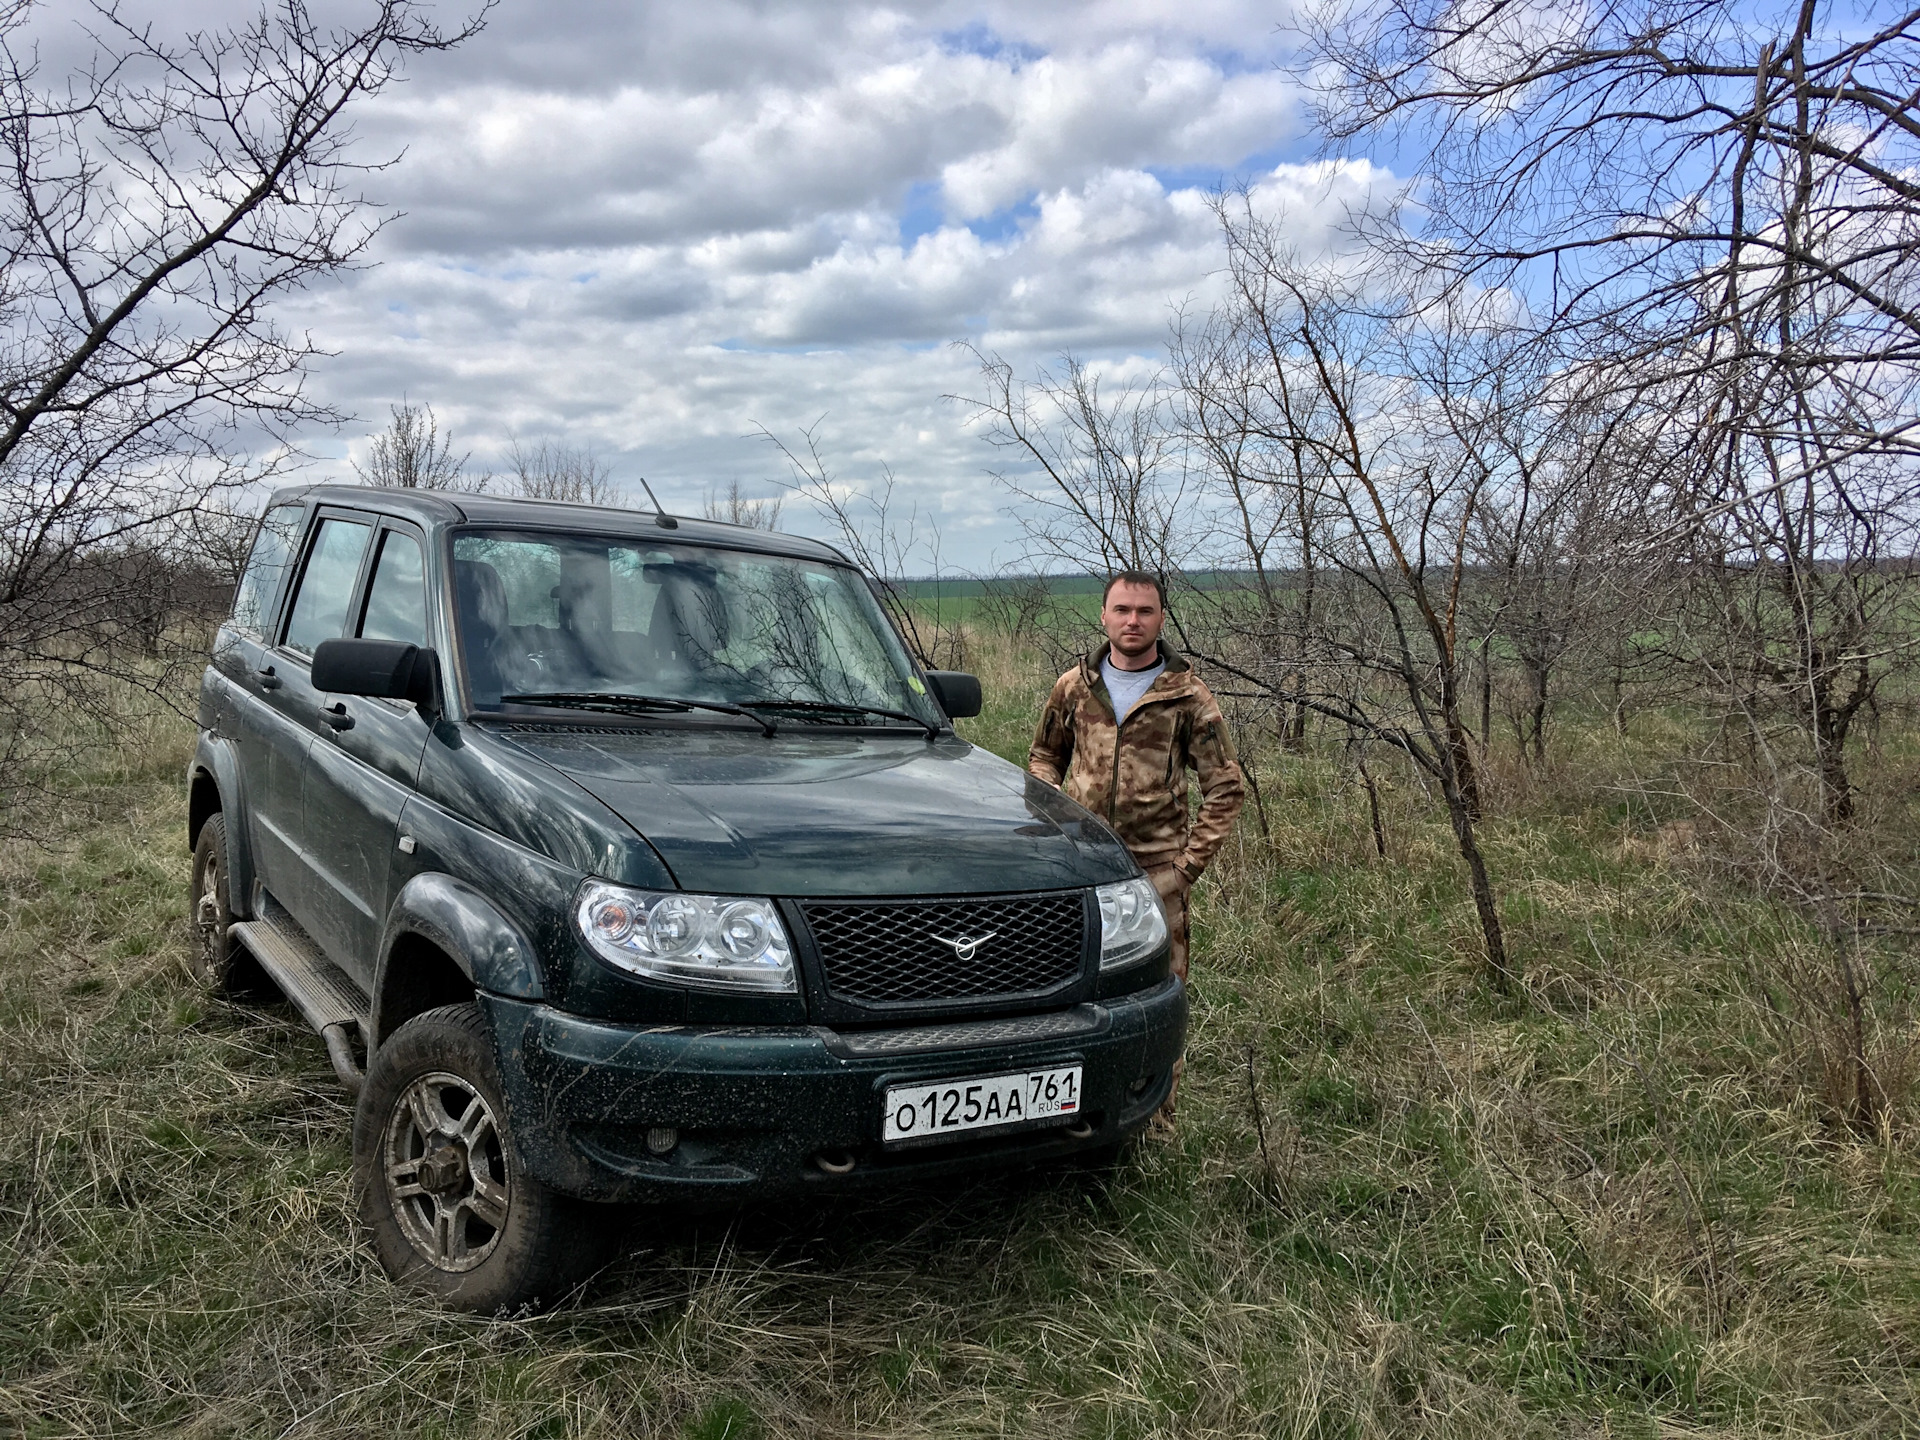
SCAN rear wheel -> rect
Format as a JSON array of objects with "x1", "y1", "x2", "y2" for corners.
[
  {"x1": 190, "y1": 815, "x2": 242, "y2": 991},
  {"x1": 354, "y1": 1002, "x2": 613, "y2": 1312}
]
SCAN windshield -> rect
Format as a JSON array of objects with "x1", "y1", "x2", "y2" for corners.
[{"x1": 451, "y1": 530, "x2": 942, "y2": 727}]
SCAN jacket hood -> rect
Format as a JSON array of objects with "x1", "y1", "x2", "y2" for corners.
[{"x1": 495, "y1": 726, "x2": 1138, "y2": 898}]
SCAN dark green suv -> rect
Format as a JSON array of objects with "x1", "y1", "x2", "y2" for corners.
[{"x1": 189, "y1": 486, "x2": 1185, "y2": 1309}]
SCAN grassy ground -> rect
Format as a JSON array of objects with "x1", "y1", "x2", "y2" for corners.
[{"x1": 0, "y1": 645, "x2": 1915, "y2": 1438}]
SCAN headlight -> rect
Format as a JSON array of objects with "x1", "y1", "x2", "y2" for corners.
[
  {"x1": 1096, "y1": 875, "x2": 1168, "y2": 970},
  {"x1": 574, "y1": 880, "x2": 795, "y2": 991}
]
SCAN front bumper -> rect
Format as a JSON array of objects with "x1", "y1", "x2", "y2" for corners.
[{"x1": 481, "y1": 976, "x2": 1187, "y2": 1204}]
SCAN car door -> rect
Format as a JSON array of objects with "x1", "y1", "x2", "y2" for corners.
[
  {"x1": 302, "y1": 521, "x2": 435, "y2": 984},
  {"x1": 211, "y1": 502, "x2": 308, "y2": 901},
  {"x1": 264, "y1": 509, "x2": 377, "y2": 943}
]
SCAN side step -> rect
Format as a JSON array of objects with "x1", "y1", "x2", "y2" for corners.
[{"x1": 231, "y1": 917, "x2": 370, "y2": 1097}]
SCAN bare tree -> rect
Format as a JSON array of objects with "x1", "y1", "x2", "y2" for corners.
[
  {"x1": 967, "y1": 202, "x2": 1530, "y2": 988},
  {"x1": 956, "y1": 346, "x2": 1195, "y2": 583},
  {"x1": 702, "y1": 478, "x2": 782, "y2": 530},
  {"x1": 1635, "y1": 298, "x2": 1920, "y2": 828},
  {"x1": 1298, "y1": 0, "x2": 1920, "y2": 390},
  {"x1": 973, "y1": 573, "x2": 1056, "y2": 649},
  {"x1": 0, "y1": 0, "x2": 483, "y2": 828},
  {"x1": 1441, "y1": 355, "x2": 1655, "y2": 765},
  {"x1": 1298, "y1": 0, "x2": 1920, "y2": 820},
  {"x1": 760, "y1": 420, "x2": 960, "y2": 669},
  {"x1": 500, "y1": 436, "x2": 618, "y2": 504},
  {"x1": 1188, "y1": 207, "x2": 1516, "y2": 990},
  {"x1": 1169, "y1": 218, "x2": 1338, "y2": 752},
  {"x1": 355, "y1": 399, "x2": 481, "y2": 491},
  {"x1": 1297, "y1": 0, "x2": 1920, "y2": 1119}
]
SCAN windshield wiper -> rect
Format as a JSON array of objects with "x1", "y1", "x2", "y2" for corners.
[
  {"x1": 499, "y1": 691, "x2": 777, "y2": 736},
  {"x1": 748, "y1": 697, "x2": 941, "y2": 739}
]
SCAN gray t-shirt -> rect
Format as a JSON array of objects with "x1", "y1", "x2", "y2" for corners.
[{"x1": 1102, "y1": 655, "x2": 1165, "y2": 725}]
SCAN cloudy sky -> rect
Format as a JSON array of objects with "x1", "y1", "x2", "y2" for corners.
[{"x1": 266, "y1": 1, "x2": 1364, "y2": 567}]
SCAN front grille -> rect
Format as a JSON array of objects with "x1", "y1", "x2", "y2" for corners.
[{"x1": 801, "y1": 892, "x2": 1086, "y2": 1005}]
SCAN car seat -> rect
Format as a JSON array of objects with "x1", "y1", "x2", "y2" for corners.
[
  {"x1": 645, "y1": 571, "x2": 729, "y2": 679},
  {"x1": 454, "y1": 559, "x2": 511, "y2": 704}
]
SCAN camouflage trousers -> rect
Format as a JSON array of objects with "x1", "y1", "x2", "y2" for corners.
[
  {"x1": 1145, "y1": 864, "x2": 1190, "y2": 1116},
  {"x1": 1145, "y1": 864, "x2": 1190, "y2": 982}
]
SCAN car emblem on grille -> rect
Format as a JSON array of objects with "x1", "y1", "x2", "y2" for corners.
[{"x1": 931, "y1": 931, "x2": 997, "y2": 962}]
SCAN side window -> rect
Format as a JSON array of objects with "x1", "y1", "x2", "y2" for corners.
[
  {"x1": 230, "y1": 504, "x2": 305, "y2": 638},
  {"x1": 358, "y1": 531, "x2": 427, "y2": 645},
  {"x1": 282, "y1": 518, "x2": 372, "y2": 657}
]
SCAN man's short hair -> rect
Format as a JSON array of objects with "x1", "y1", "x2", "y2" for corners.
[{"x1": 1102, "y1": 570, "x2": 1166, "y2": 608}]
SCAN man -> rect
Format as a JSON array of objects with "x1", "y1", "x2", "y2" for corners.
[{"x1": 1027, "y1": 572, "x2": 1244, "y2": 990}]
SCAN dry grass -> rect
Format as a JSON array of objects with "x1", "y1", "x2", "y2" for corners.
[{"x1": 0, "y1": 640, "x2": 1916, "y2": 1437}]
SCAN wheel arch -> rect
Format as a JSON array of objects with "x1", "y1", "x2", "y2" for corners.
[
  {"x1": 188, "y1": 770, "x2": 222, "y2": 851},
  {"x1": 373, "y1": 873, "x2": 546, "y2": 1047},
  {"x1": 188, "y1": 735, "x2": 255, "y2": 918}
]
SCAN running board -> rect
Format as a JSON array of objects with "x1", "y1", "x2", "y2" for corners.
[{"x1": 231, "y1": 917, "x2": 370, "y2": 1097}]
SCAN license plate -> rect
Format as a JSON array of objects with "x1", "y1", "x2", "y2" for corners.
[{"x1": 882, "y1": 1065, "x2": 1083, "y2": 1144}]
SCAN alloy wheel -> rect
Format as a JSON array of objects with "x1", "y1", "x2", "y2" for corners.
[
  {"x1": 381, "y1": 1070, "x2": 511, "y2": 1272},
  {"x1": 194, "y1": 847, "x2": 223, "y2": 973}
]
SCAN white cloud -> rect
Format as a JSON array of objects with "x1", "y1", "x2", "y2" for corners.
[
  {"x1": 227, "y1": 0, "x2": 1373, "y2": 567},
  {"x1": 935, "y1": 46, "x2": 1294, "y2": 219}
]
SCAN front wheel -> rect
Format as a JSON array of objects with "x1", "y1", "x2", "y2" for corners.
[{"x1": 353, "y1": 1002, "x2": 613, "y2": 1312}]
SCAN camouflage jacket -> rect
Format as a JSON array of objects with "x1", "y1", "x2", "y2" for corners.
[{"x1": 1027, "y1": 641, "x2": 1245, "y2": 880}]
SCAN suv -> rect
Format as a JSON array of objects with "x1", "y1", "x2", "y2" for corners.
[{"x1": 189, "y1": 486, "x2": 1185, "y2": 1309}]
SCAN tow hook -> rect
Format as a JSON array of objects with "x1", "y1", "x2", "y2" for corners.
[{"x1": 813, "y1": 1149, "x2": 858, "y2": 1175}]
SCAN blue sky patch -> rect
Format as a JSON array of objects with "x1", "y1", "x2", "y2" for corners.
[
  {"x1": 936, "y1": 22, "x2": 1044, "y2": 67},
  {"x1": 966, "y1": 197, "x2": 1038, "y2": 245},
  {"x1": 899, "y1": 186, "x2": 1040, "y2": 248},
  {"x1": 1148, "y1": 140, "x2": 1302, "y2": 197},
  {"x1": 899, "y1": 180, "x2": 945, "y2": 246}
]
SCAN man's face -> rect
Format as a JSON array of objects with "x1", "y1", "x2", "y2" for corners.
[{"x1": 1102, "y1": 581, "x2": 1165, "y2": 663}]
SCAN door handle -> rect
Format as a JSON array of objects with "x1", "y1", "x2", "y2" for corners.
[
  {"x1": 255, "y1": 664, "x2": 282, "y2": 691},
  {"x1": 323, "y1": 702, "x2": 355, "y2": 732}
]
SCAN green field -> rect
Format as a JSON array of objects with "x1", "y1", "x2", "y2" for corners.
[{"x1": 1, "y1": 638, "x2": 1915, "y2": 1437}]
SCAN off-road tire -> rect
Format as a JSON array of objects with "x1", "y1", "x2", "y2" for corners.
[
  {"x1": 354, "y1": 1002, "x2": 612, "y2": 1313},
  {"x1": 190, "y1": 814, "x2": 248, "y2": 993}
]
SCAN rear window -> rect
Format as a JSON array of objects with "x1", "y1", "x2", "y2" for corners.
[
  {"x1": 230, "y1": 504, "x2": 305, "y2": 638},
  {"x1": 282, "y1": 518, "x2": 372, "y2": 657}
]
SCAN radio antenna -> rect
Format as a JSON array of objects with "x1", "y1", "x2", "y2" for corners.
[{"x1": 636, "y1": 477, "x2": 678, "y2": 529}]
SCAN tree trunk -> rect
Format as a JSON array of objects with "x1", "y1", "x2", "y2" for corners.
[
  {"x1": 1818, "y1": 741, "x2": 1854, "y2": 825},
  {"x1": 1810, "y1": 661, "x2": 1866, "y2": 827},
  {"x1": 1243, "y1": 754, "x2": 1272, "y2": 839},
  {"x1": 1448, "y1": 722, "x2": 1483, "y2": 821},
  {"x1": 1478, "y1": 643, "x2": 1493, "y2": 761},
  {"x1": 1445, "y1": 790, "x2": 1513, "y2": 993},
  {"x1": 1525, "y1": 660, "x2": 1549, "y2": 764},
  {"x1": 1831, "y1": 942, "x2": 1877, "y2": 1127},
  {"x1": 1281, "y1": 680, "x2": 1308, "y2": 752},
  {"x1": 1358, "y1": 759, "x2": 1387, "y2": 858}
]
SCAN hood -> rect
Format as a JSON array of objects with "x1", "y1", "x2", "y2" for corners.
[{"x1": 499, "y1": 726, "x2": 1137, "y2": 898}]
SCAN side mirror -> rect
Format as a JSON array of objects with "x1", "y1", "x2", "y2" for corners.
[
  {"x1": 924, "y1": 670, "x2": 981, "y2": 720},
  {"x1": 312, "y1": 639, "x2": 441, "y2": 710}
]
